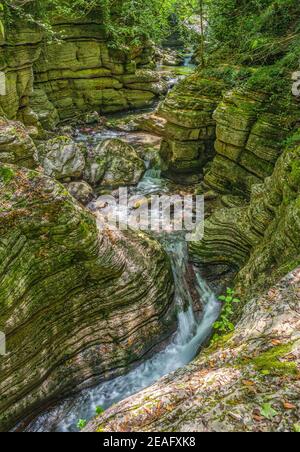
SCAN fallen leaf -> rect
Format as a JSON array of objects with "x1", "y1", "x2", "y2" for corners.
[
  {"x1": 260, "y1": 403, "x2": 278, "y2": 420},
  {"x1": 242, "y1": 380, "x2": 255, "y2": 386}
]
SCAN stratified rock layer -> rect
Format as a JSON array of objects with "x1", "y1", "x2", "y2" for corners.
[
  {"x1": 204, "y1": 89, "x2": 290, "y2": 197},
  {"x1": 190, "y1": 140, "x2": 300, "y2": 293},
  {"x1": 0, "y1": 20, "x2": 42, "y2": 124},
  {"x1": 32, "y1": 18, "x2": 162, "y2": 122},
  {"x1": 85, "y1": 268, "x2": 300, "y2": 433},
  {"x1": 139, "y1": 73, "x2": 225, "y2": 181},
  {"x1": 0, "y1": 118, "x2": 37, "y2": 168},
  {"x1": 0, "y1": 165, "x2": 174, "y2": 431}
]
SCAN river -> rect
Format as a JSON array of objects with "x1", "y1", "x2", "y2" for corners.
[{"x1": 24, "y1": 56, "x2": 220, "y2": 432}]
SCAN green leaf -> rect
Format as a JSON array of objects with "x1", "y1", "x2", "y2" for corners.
[
  {"x1": 77, "y1": 419, "x2": 87, "y2": 430},
  {"x1": 218, "y1": 295, "x2": 226, "y2": 301},
  {"x1": 260, "y1": 403, "x2": 278, "y2": 420},
  {"x1": 293, "y1": 424, "x2": 300, "y2": 433},
  {"x1": 233, "y1": 298, "x2": 241, "y2": 303}
]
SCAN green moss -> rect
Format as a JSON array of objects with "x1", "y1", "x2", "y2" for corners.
[
  {"x1": 0, "y1": 167, "x2": 15, "y2": 185},
  {"x1": 243, "y1": 343, "x2": 298, "y2": 376}
]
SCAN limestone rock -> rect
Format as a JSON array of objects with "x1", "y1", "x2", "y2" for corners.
[
  {"x1": 36, "y1": 136, "x2": 86, "y2": 181},
  {"x1": 139, "y1": 72, "x2": 225, "y2": 181},
  {"x1": 85, "y1": 138, "x2": 146, "y2": 188},
  {"x1": 204, "y1": 90, "x2": 290, "y2": 197},
  {"x1": 0, "y1": 165, "x2": 174, "y2": 431},
  {"x1": 30, "y1": 88, "x2": 60, "y2": 131},
  {"x1": 0, "y1": 21, "x2": 42, "y2": 122}
]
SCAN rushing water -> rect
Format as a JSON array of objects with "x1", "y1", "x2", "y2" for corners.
[{"x1": 24, "y1": 55, "x2": 220, "y2": 433}]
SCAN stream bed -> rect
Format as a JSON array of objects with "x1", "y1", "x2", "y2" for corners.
[{"x1": 24, "y1": 59, "x2": 220, "y2": 432}]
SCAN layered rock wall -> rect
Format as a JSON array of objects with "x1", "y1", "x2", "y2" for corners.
[
  {"x1": 0, "y1": 20, "x2": 42, "y2": 125},
  {"x1": 139, "y1": 73, "x2": 225, "y2": 182},
  {"x1": 86, "y1": 268, "x2": 300, "y2": 433}
]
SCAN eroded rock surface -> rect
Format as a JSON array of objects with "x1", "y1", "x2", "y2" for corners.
[
  {"x1": 138, "y1": 73, "x2": 225, "y2": 182},
  {"x1": 36, "y1": 136, "x2": 86, "y2": 181},
  {"x1": 0, "y1": 117, "x2": 37, "y2": 168}
]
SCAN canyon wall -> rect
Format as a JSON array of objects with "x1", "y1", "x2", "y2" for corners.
[
  {"x1": 32, "y1": 17, "x2": 162, "y2": 125},
  {"x1": 0, "y1": 14, "x2": 174, "y2": 432}
]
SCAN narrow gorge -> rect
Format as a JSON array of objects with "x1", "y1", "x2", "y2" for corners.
[{"x1": 0, "y1": 0, "x2": 299, "y2": 434}]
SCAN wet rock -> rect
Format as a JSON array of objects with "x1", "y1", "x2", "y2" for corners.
[
  {"x1": 84, "y1": 111, "x2": 101, "y2": 125},
  {"x1": 36, "y1": 136, "x2": 86, "y2": 181},
  {"x1": 67, "y1": 181, "x2": 94, "y2": 205},
  {"x1": 85, "y1": 138, "x2": 146, "y2": 189}
]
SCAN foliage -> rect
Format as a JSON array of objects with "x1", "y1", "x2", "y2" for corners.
[
  {"x1": 77, "y1": 418, "x2": 87, "y2": 430},
  {"x1": 206, "y1": 0, "x2": 300, "y2": 64},
  {"x1": 211, "y1": 288, "x2": 240, "y2": 343},
  {"x1": 0, "y1": 166, "x2": 15, "y2": 185}
]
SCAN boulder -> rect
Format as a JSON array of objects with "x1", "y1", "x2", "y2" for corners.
[
  {"x1": 85, "y1": 138, "x2": 146, "y2": 188},
  {"x1": 36, "y1": 136, "x2": 86, "y2": 181}
]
